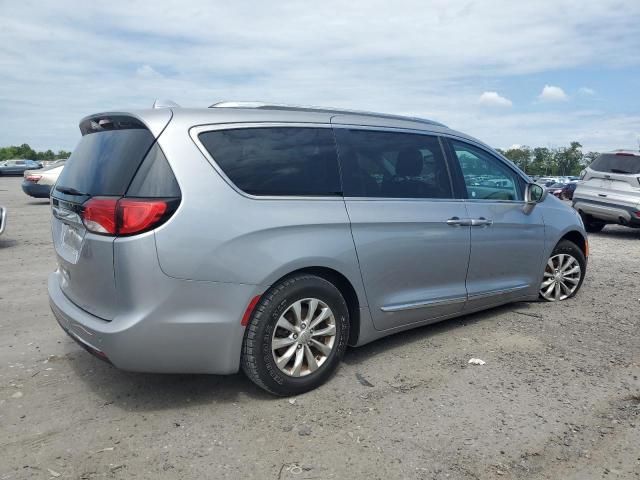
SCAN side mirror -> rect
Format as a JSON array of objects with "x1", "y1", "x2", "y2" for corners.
[{"x1": 525, "y1": 183, "x2": 547, "y2": 204}]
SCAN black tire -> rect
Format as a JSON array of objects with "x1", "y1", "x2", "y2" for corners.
[
  {"x1": 584, "y1": 221, "x2": 605, "y2": 233},
  {"x1": 578, "y1": 211, "x2": 605, "y2": 233},
  {"x1": 539, "y1": 239, "x2": 587, "y2": 302},
  {"x1": 241, "y1": 274, "x2": 350, "y2": 396}
]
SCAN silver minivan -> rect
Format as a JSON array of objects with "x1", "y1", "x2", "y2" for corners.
[{"x1": 48, "y1": 102, "x2": 588, "y2": 395}]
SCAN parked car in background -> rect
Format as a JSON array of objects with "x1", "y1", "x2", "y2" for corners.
[
  {"x1": 546, "y1": 182, "x2": 567, "y2": 197},
  {"x1": 0, "y1": 159, "x2": 42, "y2": 176},
  {"x1": 559, "y1": 182, "x2": 577, "y2": 200},
  {"x1": 573, "y1": 150, "x2": 640, "y2": 232},
  {"x1": 48, "y1": 101, "x2": 588, "y2": 395},
  {"x1": 0, "y1": 206, "x2": 6, "y2": 235},
  {"x1": 22, "y1": 161, "x2": 65, "y2": 198}
]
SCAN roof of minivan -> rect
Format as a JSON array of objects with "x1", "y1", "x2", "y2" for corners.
[
  {"x1": 96, "y1": 104, "x2": 518, "y2": 170},
  {"x1": 157, "y1": 104, "x2": 475, "y2": 140}
]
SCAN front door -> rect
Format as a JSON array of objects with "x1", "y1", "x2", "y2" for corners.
[
  {"x1": 334, "y1": 127, "x2": 471, "y2": 331},
  {"x1": 446, "y1": 139, "x2": 546, "y2": 309}
]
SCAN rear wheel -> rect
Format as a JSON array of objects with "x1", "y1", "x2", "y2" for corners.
[
  {"x1": 241, "y1": 274, "x2": 350, "y2": 396},
  {"x1": 579, "y1": 212, "x2": 605, "y2": 233},
  {"x1": 539, "y1": 240, "x2": 586, "y2": 302},
  {"x1": 584, "y1": 221, "x2": 605, "y2": 233}
]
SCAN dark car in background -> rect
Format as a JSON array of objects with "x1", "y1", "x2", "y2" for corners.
[
  {"x1": 0, "y1": 159, "x2": 42, "y2": 176},
  {"x1": 559, "y1": 183, "x2": 577, "y2": 200},
  {"x1": 546, "y1": 182, "x2": 567, "y2": 197}
]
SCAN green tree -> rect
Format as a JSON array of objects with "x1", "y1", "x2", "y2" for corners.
[
  {"x1": 502, "y1": 146, "x2": 532, "y2": 173},
  {"x1": 555, "y1": 142, "x2": 583, "y2": 176},
  {"x1": 531, "y1": 147, "x2": 553, "y2": 176},
  {"x1": 582, "y1": 151, "x2": 600, "y2": 167}
]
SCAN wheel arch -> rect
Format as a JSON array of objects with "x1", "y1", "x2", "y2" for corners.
[
  {"x1": 268, "y1": 266, "x2": 362, "y2": 346},
  {"x1": 559, "y1": 230, "x2": 588, "y2": 258}
]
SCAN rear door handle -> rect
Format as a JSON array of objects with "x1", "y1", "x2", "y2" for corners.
[
  {"x1": 470, "y1": 217, "x2": 493, "y2": 227},
  {"x1": 446, "y1": 217, "x2": 472, "y2": 226}
]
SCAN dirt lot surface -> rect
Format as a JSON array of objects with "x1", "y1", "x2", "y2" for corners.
[{"x1": 0, "y1": 176, "x2": 638, "y2": 479}]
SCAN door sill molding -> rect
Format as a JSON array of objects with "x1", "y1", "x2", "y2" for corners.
[
  {"x1": 381, "y1": 296, "x2": 466, "y2": 312},
  {"x1": 468, "y1": 284, "x2": 530, "y2": 300}
]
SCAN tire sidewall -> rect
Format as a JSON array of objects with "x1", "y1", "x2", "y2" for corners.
[{"x1": 252, "y1": 277, "x2": 349, "y2": 395}]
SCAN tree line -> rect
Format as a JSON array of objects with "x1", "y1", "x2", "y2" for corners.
[
  {"x1": 0, "y1": 144, "x2": 71, "y2": 162},
  {"x1": 0, "y1": 140, "x2": 600, "y2": 176},
  {"x1": 497, "y1": 142, "x2": 600, "y2": 177}
]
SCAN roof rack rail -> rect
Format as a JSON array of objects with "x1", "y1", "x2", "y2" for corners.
[{"x1": 209, "y1": 101, "x2": 447, "y2": 127}]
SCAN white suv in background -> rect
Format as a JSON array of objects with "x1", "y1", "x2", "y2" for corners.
[{"x1": 573, "y1": 150, "x2": 640, "y2": 232}]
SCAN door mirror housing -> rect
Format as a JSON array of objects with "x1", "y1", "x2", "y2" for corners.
[{"x1": 525, "y1": 183, "x2": 547, "y2": 204}]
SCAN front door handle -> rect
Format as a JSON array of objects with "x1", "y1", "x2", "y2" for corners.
[
  {"x1": 470, "y1": 217, "x2": 493, "y2": 227},
  {"x1": 446, "y1": 217, "x2": 472, "y2": 226}
]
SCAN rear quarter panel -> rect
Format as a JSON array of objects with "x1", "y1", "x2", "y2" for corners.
[{"x1": 152, "y1": 118, "x2": 368, "y2": 306}]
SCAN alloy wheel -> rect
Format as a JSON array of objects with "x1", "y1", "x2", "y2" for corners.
[
  {"x1": 540, "y1": 253, "x2": 582, "y2": 301},
  {"x1": 271, "y1": 298, "x2": 337, "y2": 377}
]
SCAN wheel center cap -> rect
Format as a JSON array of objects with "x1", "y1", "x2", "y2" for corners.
[{"x1": 299, "y1": 329, "x2": 312, "y2": 345}]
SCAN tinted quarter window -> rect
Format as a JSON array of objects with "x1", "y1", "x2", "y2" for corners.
[
  {"x1": 199, "y1": 127, "x2": 341, "y2": 196},
  {"x1": 334, "y1": 129, "x2": 453, "y2": 199},
  {"x1": 450, "y1": 140, "x2": 523, "y2": 201},
  {"x1": 126, "y1": 143, "x2": 181, "y2": 198},
  {"x1": 589, "y1": 153, "x2": 640, "y2": 174}
]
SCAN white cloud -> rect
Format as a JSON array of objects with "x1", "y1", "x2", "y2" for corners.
[
  {"x1": 578, "y1": 87, "x2": 595, "y2": 95},
  {"x1": 538, "y1": 85, "x2": 569, "y2": 102},
  {"x1": 135, "y1": 65, "x2": 163, "y2": 79},
  {"x1": 478, "y1": 91, "x2": 513, "y2": 107},
  {"x1": 0, "y1": 1, "x2": 639, "y2": 152}
]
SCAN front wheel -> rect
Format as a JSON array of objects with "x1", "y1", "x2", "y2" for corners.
[
  {"x1": 539, "y1": 240, "x2": 586, "y2": 302},
  {"x1": 241, "y1": 274, "x2": 350, "y2": 396}
]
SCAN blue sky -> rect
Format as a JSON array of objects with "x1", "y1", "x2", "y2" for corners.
[{"x1": 1, "y1": 0, "x2": 639, "y2": 153}]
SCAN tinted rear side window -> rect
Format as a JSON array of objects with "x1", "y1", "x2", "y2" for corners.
[
  {"x1": 334, "y1": 128, "x2": 453, "y2": 198},
  {"x1": 589, "y1": 154, "x2": 640, "y2": 174},
  {"x1": 199, "y1": 127, "x2": 341, "y2": 196},
  {"x1": 56, "y1": 129, "x2": 155, "y2": 196}
]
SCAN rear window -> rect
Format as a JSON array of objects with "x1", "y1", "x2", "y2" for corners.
[
  {"x1": 56, "y1": 128, "x2": 155, "y2": 196},
  {"x1": 198, "y1": 127, "x2": 341, "y2": 196},
  {"x1": 590, "y1": 153, "x2": 640, "y2": 175}
]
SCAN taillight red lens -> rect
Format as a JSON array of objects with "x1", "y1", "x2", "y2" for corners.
[
  {"x1": 118, "y1": 199, "x2": 167, "y2": 235},
  {"x1": 81, "y1": 197, "x2": 174, "y2": 236},
  {"x1": 83, "y1": 198, "x2": 118, "y2": 234},
  {"x1": 25, "y1": 174, "x2": 42, "y2": 183}
]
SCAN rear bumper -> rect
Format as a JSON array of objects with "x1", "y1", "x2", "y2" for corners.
[
  {"x1": 48, "y1": 270, "x2": 262, "y2": 374},
  {"x1": 21, "y1": 181, "x2": 51, "y2": 198},
  {"x1": 573, "y1": 198, "x2": 640, "y2": 226}
]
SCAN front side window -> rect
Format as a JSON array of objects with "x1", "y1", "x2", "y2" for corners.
[
  {"x1": 334, "y1": 129, "x2": 453, "y2": 198},
  {"x1": 450, "y1": 140, "x2": 523, "y2": 201},
  {"x1": 198, "y1": 127, "x2": 341, "y2": 196}
]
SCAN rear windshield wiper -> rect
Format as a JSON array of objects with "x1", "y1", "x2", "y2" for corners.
[
  {"x1": 609, "y1": 168, "x2": 632, "y2": 174},
  {"x1": 55, "y1": 185, "x2": 89, "y2": 196}
]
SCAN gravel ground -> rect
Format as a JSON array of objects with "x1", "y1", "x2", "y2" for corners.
[{"x1": 0, "y1": 176, "x2": 638, "y2": 480}]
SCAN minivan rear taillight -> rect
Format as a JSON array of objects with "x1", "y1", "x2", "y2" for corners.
[{"x1": 81, "y1": 197, "x2": 178, "y2": 236}]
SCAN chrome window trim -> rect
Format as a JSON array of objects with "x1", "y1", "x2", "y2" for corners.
[{"x1": 189, "y1": 122, "x2": 344, "y2": 202}]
